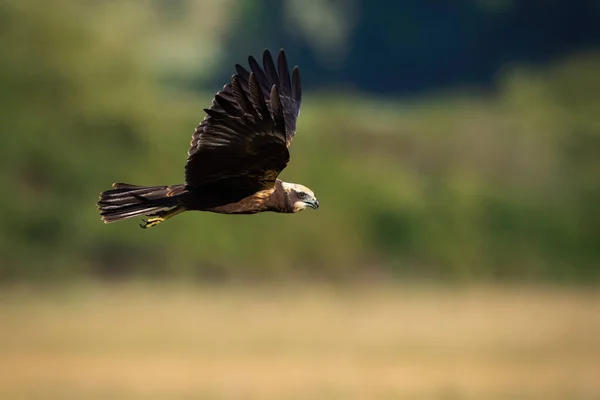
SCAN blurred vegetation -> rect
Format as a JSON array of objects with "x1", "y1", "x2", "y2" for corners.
[{"x1": 1, "y1": 0, "x2": 598, "y2": 283}]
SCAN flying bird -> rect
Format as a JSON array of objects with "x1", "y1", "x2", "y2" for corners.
[{"x1": 97, "y1": 49, "x2": 318, "y2": 229}]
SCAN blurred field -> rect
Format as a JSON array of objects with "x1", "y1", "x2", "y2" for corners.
[{"x1": 0, "y1": 284, "x2": 598, "y2": 399}]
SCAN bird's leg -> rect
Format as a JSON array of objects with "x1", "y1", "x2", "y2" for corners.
[
  {"x1": 140, "y1": 216, "x2": 164, "y2": 229},
  {"x1": 140, "y1": 206, "x2": 185, "y2": 229}
]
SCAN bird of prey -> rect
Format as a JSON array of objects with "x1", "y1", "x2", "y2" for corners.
[{"x1": 97, "y1": 49, "x2": 318, "y2": 229}]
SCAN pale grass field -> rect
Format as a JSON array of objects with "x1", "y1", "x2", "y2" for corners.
[{"x1": 0, "y1": 284, "x2": 599, "y2": 399}]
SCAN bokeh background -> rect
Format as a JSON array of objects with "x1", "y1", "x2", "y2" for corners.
[{"x1": 1, "y1": 1, "x2": 599, "y2": 398}]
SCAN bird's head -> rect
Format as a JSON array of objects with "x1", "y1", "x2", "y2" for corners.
[{"x1": 281, "y1": 182, "x2": 319, "y2": 213}]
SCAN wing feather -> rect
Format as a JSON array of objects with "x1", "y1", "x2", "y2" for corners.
[
  {"x1": 269, "y1": 85, "x2": 285, "y2": 131},
  {"x1": 248, "y1": 72, "x2": 270, "y2": 118},
  {"x1": 231, "y1": 77, "x2": 254, "y2": 116},
  {"x1": 214, "y1": 93, "x2": 243, "y2": 118},
  {"x1": 263, "y1": 50, "x2": 279, "y2": 86},
  {"x1": 248, "y1": 55, "x2": 271, "y2": 94},
  {"x1": 235, "y1": 64, "x2": 251, "y2": 81},
  {"x1": 278, "y1": 50, "x2": 292, "y2": 94},
  {"x1": 291, "y1": 66, "x2": 302, "y2": 108}
]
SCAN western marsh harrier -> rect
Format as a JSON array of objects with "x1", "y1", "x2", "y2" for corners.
[{"x1": 97, "y1": 49, "x2": 318, "y2": 228}]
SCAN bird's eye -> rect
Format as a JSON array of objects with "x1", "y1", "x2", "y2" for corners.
[{"x1": 297, "y1": 192, "x2": 306, "y2": 199}]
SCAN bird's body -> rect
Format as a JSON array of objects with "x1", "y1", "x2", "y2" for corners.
[
  {"x1": 97, "y1": 49, "x2": 318, "y2": 228},
  {"x1": 182, "y1": 180, "x2": 313, "y2": 214}
]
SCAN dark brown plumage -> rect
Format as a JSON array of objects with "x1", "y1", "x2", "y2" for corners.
[{"x1": 97, "y1": 49, "x2": 318, "y2": 229}]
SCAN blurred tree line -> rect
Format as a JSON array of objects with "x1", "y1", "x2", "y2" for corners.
[
  {"x1": 214, "y1": 0, "x2": 600, "y2": 95},
  {"x1": 1, "y1": 0, "x2": 598, "y2": 283}
]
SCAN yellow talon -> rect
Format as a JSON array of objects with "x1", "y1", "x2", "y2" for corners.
[
  {"x1": 140, "y1": 206, "x2": 185, "y2": 229},
  {"x1": 140, "y1": 216, "x2": 165, "y2": 229}
]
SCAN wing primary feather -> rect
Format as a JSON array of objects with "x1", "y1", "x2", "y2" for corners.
[
  {"x1": 217, "y1": 90, "x2": 235, "y2": 103},
  {"x1": 291, "y1": 66, "x2": 302, "y2": 105},
  {"x1": 277, "y1": 49, "x2": 291, "y2": 94},
  {"x1": 248, "y1": 72, "x2": 269, "y2": 117},
  {"x1": 214, "y1": 94, "x2": 243, "y2": 117},
  {"x1": 269, "y1": 84, "x2": 285, "y2": 131},
  {"x1": 235, "y1": 64, "x2": 250, "y2": 80},
  {"x1": 231, "y1": 76, "x2": 255, "y2": 116},
  {"x1": 263, "y1": 49, "x2": 278, "y2": 87},
  {"x1": 248, "y1": 55, "x2": 270, "y2": 94},
  {"x1": 203, "y1": 108, "x2": 224, "y2": 119}
]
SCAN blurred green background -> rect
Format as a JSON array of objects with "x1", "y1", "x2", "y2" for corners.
[
  {"x1": 1, "y1": 0, "x2": 598, "y2": 283},
  {"x1": 2, "y1": 1, "x2": 600, "y2": 399}
]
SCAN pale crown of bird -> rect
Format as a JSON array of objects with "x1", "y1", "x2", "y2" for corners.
[{"x1": 281, "y1": 182, "x2": 319, "y2": 212}]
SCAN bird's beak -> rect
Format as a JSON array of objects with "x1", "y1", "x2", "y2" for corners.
[{"x1": 305, "y1": 199, "x2": 319, "y2": 210}]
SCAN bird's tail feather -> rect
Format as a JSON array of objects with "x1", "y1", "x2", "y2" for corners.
[{"x1": 97, "y1": 183, "x2": 187, "y2": 228}]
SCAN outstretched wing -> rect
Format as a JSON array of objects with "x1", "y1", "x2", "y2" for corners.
[{"x1": 185, "y1": 49, "x2": 302, "y2": 204}]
